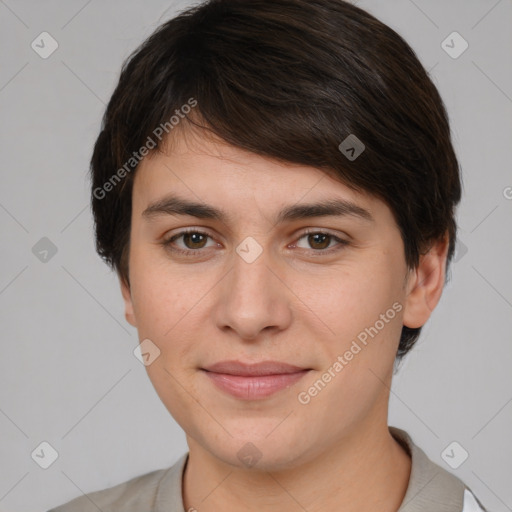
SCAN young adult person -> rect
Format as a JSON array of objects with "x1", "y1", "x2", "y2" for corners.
[{"x1": 49, "y1": 1, "x2": 487, "y2": 510}]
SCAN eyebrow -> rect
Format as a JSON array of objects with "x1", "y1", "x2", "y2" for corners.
[{"x1": 142, "y1": 194, "x2": 373, "y2": 224}]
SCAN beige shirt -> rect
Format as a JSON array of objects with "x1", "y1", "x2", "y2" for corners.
[{"x1": 48, "y1": 427, "x2": 486, "y2": 512}]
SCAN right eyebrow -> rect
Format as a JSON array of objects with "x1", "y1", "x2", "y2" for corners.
[{"x1": 142, "y1": 195, "x2": 231, "y2": 223}]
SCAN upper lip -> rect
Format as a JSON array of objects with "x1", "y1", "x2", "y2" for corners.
[{"x1": 202, "y1": 360, "x2": 309, "y2": 376}]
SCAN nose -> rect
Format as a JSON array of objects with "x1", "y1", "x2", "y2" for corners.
[{"x1": 213, "y1": 242, "x2": 293, "y2": 341}]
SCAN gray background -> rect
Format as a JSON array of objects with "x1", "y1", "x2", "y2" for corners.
[{"x1": 0, "y1": 0, "x2": 511, "y2": 511}]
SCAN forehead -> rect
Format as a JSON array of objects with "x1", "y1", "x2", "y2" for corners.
[{"x1": 131, "y1": 129, "x2": 387, "y2": 226}]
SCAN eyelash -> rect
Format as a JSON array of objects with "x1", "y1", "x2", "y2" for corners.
[{"x1": 160, "y1": 228, "x2": 349, "y2": 257}]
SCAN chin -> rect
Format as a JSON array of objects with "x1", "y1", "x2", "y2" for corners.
[{"x1": 201, "y1": 427, "x2": 315, "y2": 472}]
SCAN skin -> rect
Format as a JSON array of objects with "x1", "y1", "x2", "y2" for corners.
[{"x1": 120, "y1": 127, "x2": 449, "y2": 512}]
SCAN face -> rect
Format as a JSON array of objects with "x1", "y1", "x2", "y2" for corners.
[{"x1": 120, "y1": 129, "x2": 445, "y2": 471}]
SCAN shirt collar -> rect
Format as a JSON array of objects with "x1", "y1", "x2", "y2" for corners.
[
  {"x1": 391, "y1": 426, "x2": 465, "y2": 512},
  {"x1": 155, "y1": 427, "x2": 465, "y2": 512}
]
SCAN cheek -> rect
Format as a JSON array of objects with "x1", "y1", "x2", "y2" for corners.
[
  {"x1": 129, "y1": 246, "x2": 195, "y2": 334},
  {"x1": 303, "y1": 254, "x2": 406, "y2": 402},
  {"x1": 310, "y1": 260, "x2": 402, "y2": 341},
  {"x1": 128, "y1": 247, "x2": 218, "y2": 381},
  {"x1": 128, "y1": 256, "x2": 204, "y2": 428}
]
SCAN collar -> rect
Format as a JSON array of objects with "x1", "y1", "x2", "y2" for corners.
[
  {"x1": 155, "y1": 427, "x2": 465, "y2": 512},
  {"x1": 391, "y1": 426, "x2": 465, "y2": 512}
]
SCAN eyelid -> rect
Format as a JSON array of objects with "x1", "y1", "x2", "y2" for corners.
[
  {"x1": 160, "y1": 226, "x2": 350, "y2": 256},
  {"x1": 289, "y1": 228, "x2": 349, "y2": 251},
  {"x1": 163, "y1": 228, "x2": 218, "y2": 249},
  {"x1": 293, "y1": 227, "x2": 349, "y2": 241}
]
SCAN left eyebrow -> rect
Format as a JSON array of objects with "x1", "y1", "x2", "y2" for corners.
[
  {"x1": 141, "y1": 193, "x2": 373, "y2": 224},
  {"x1": 276, "y1": 198, "x2": 373, "y2": 224}
]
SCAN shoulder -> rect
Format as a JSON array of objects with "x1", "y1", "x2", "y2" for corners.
[
  {"x1": 390, "y1": 426, "x2": 487, "y2": 512},
  {"x1": 47, "y1": 453, "x2": 189, "y2": 512},
  {"x1": 47, "y1": 467, "x2": 169, "y2": 512}
]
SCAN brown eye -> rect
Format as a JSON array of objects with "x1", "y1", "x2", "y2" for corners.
[
  {"x1": 307, "y1": 233, "x2": 332, "y2": 250},
  {"x1": 181, "y1": 232, "x2": 208, "y2": 249},
  {"x1": 295, "y1": 231, "x2": 348, "y2": 253},
  {"x1": 161, "y1": 229, "x2": 215, "y2": 256}
]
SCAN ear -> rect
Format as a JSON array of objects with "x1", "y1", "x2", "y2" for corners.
[
  {"x1": 402, "y1": 234, "x2": 450, "y2": 329},
  {"x1": 119, "y1": 275, "x2": 137, "y2": 327}
]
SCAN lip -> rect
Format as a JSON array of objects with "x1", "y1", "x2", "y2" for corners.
[
  {"x1": 203, "y1": 360, "x2": 308, "y2": 376},
  {"x1": 201, "y1": 360, "x2": 311, "y2": 400}
]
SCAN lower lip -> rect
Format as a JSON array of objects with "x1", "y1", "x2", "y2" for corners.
[{"x1": 202, "y1": 370, "x2": 310, "y2": 400}]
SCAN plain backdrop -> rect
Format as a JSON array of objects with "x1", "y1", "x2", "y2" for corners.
[{"x1": 0, "y1": 1, "x2": 511, "y2": 511}]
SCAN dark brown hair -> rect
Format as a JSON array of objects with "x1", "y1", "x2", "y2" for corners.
[{"x1": 90, "y1": 0, "x2": 462, "y2": 361}]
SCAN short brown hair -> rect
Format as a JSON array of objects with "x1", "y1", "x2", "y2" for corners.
[{"x1": 90, "y1": 0, "x2": 462, "y2": 361}]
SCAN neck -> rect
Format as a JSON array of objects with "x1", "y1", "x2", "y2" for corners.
[{"x1": 182, "y1": 417, "x2": 411, "y2": 512}]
